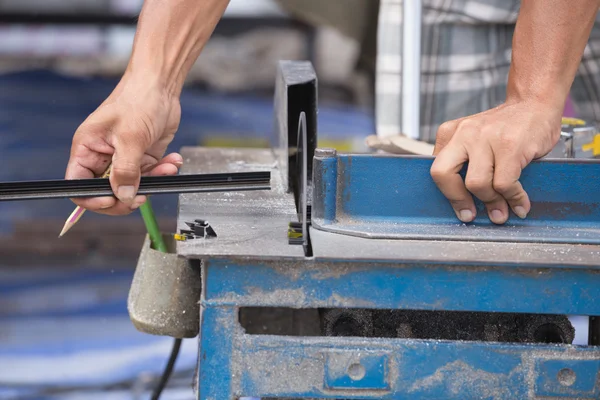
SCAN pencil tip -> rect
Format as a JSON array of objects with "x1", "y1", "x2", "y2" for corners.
[{"x1": 59, "y1": 223, "x2": 70, "y2": 238}]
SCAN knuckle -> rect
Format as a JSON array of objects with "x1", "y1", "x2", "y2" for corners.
[
  {"x1": 465, "y1": 175, "x2": 489, "y2": 192},
  {"x1": 492, "y1": 178, "x2": 514, "y2": 194},
  {"x1": 457, "y1": 119, "x2": 479, "y2": 132},
  {"x1": 430, "y1": 162, "x2": 448, "y2": 182},
  {"x1": 436, "y1": 121, "x2": 455, "y2": 138}
]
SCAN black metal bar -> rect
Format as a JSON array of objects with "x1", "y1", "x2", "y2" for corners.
[
  {"x1": 0, "y1": 171, "x2": 270, "y2": 201},
  {"x1": 0, "y1": 172, "x2": 270, "y2": 191}
]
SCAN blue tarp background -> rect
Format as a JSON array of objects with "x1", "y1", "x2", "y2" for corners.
[{"x1": 0, "y1": 70, "x2": 374, "y2": 399}]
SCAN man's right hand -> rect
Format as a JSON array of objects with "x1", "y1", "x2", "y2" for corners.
[{"x1": 65, "y1": 74, "x2": 183, "y2": 216}]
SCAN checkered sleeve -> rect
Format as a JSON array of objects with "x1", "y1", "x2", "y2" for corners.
[
  {"x1": 570, "y1": 22, "x2": 600, "y2": 125},
  {"x1": 375, "y1": 0, "x2": 600, "y2": 144}
]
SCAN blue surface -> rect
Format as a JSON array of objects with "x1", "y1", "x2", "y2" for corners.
[
  {"x1": 535, "y1": 359, "x2": 600, "y2": 397},
  {"x1": 197, "y1": 257, "x2": 600, "y2": 398},
  {"x1": 312, "y1": 154, "x2": 600, "y2": 244},
  {"x1": 233, "y1": 334, "x2": 600, "y2": 399},
  {"x1": 203, "y1": 258, "x2": 600, "y2": 319},
  {"x1": 325, "y1": 353, "x2": 390, "y2": 390},
  {"x1": 0, "y1": 266, "x2": 199, "y2": 399},
  {"x1": 198, "y1": 307, "x2": 236, "y2": 400}
]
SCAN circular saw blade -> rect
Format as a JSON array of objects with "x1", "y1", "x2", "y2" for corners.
[{"x1": 297, "y1": 111, "x2": 308, "y2": 249}]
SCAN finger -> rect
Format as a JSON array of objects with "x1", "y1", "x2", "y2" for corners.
[
  {"x1": 66, "y1": 137, "x2": 115, "y2": 210},
  {"x1": 463, "y1": 144, "x2": 509, "y2": 224},
  {"x1": 493, "y1": 154, "x2": 530, "y2": 219},
  {"x1": 141, "y1": 152, "x2": 183, "y2": 176},
  {"x1": 71, "y1": 196, "x2": 117, "y2": 211},
  {"x1": 65, "y1": 147, "x2": 112, "y2": 180},
  {"x1": 433, "y1": 108, "x2": 502, "y2": 155},
  {"x1": 75, "y1": 195, "x2": 147, "y2": 216},
  {"x1": 109, "y1": 134, "x2": 148, "y2": 205},
  {"x1": 430, "y1": 143, "x2": 476, "y2": 222},
  {"x1": 65, "y1": 130, "x2": 115, "y2": 180},
  {"x1": 159, "y1": 152, "x2": 183, "y2": 167},
  {"x1": 433, "y1": 120, "x2": 460, "y2": 155},
  {"x1": 78, "y1": 153, "x2": 179, "y2": 212},
  {"x1": 148, "y1": 162, "x2": 179, "y2": 176}
]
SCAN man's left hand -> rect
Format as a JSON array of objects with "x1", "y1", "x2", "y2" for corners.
[{"x1": 430, "y1": 100, "x2": 562, "y2": 224}]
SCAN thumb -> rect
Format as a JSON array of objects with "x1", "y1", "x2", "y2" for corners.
[{"x1": 110, "y1": 136, "x2": 147, "y2": 205}]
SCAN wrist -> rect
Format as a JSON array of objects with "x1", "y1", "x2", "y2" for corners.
[
  {"x1": 124, "y1": 60, "x2": 185, "y2": 100},
  {"x1": 119, "y1": 65, "x2": 182, "y2": 103},
  {"x1": 505, "y1": 84, "x2": 568, "y2": 117}
]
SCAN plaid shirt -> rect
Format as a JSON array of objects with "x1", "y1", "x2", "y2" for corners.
[{"x1": 376, "y1": 0, "x2": 600, "y2": 143}]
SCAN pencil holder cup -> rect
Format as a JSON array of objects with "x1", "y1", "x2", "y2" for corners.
[{"x1": 127, "y1": 233, "x2": 201, "y2": 338}]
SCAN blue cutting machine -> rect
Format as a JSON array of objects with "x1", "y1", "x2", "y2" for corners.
[{"x1": 131, "y1": 60, "x2": 600, "y2": 399}]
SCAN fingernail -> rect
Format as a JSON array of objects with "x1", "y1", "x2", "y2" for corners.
[
  {"x1": 100, "y1": 203, "x2": 112, "y2": 210},
  {"x1": 131, "y1": 196, "x2": 146, "y2": 210},
  {"x1": 514, "y1": 206, "x2": 527, "y2": 219},
  {"x1": 117, "y1": 185, "x2": 135, "y2": 202},
  {"x1": 490, "y1": 209, "x2": 505, "y2": 223},
  {"x1": 458, "y1": 209, "x2": 473, "y2": 222}
]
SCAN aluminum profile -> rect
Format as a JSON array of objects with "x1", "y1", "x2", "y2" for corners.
[{"x1": 0, "y1": 171, "x2": 271, "y2": 201}]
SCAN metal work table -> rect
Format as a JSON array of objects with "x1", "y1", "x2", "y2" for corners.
[
  {"x1": 177, "y1": 146, "x2": 304, "y2": 260},
  {"x1": 177, "y1": 147, "x2": 600, "y2": 269},
  {"x1": 165, "y1": 61, "x2": 600, "y2": 399},
  {"x1": 175, "y1": 147, "x2": 600, "y2": 399}
]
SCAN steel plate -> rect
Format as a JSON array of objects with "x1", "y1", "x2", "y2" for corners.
[{"x1": 176, "y1": 147, "x2": 305, "y2": 260}]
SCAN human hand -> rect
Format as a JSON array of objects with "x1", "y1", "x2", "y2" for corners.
[
  {"x1": 65, "y1": 73, "x2": 183, "y2": 215},
  {"x1": 430, "y1": 100, "x2": 562, "y2": 224}
]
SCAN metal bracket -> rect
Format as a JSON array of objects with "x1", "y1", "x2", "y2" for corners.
[
  {"x1": 324, "y1": 352, "x2": 391, "y2": 391},
  {"x1": 534, "y1": 359, "x2": 600, "y2": 397},
  {"x1": 312, "y1": 154, "x2": 600, "y2": 245}
]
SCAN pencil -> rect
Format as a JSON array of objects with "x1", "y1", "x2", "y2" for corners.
[{"x1": 58, "y1": 163, "x2": 112, "y2": 237}]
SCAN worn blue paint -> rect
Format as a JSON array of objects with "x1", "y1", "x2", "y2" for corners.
[
  {"x1": 325, "y1": 353, "x2": 390, "y2": 390},
  {"x1": 534, "y1": 359, "x2": 600, "y2": 397},
  {"x1": 198, "y1": 258, "x2": 600, "y2": 398},
  {"x1": 312, "y1": 155, "x2": 600, "y2": 244},
  {"x1": 313, "y1": 154, "x2": 338, "y2": 222},
  {"x1": 195, "y1": 154, "x2": 600, "y2": 399},
  {"x1": 198, "y1": 306, "x2": 237, "y2": 400},
  {"x1": 202, "y1": 259, "x2": 600, "y2": 316},
  {"x1": 229, "y1": 334, "x2": 600, "y2": 399}
]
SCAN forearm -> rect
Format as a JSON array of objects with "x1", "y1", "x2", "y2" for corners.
[
  {"x1": 126, "y1": 0, "x2": 230, "y2": 97},
  {"x1": 508, "y1": 0, "x2": 600, "y2": 108}
]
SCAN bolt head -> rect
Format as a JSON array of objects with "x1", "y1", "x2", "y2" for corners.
[{"x1": 314, "y1": 148, "x2": 337, "y2": 157}]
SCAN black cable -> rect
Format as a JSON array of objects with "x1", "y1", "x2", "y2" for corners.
[{"x1": 151, "y1": 338, "x2": 182, "y2": 400}]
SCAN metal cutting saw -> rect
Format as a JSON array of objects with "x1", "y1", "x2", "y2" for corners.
[{"x1": 128, "y1": 60, "x2": 600, "y2": 399}]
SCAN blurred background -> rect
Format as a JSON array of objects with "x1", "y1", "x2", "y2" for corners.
[{"x1": 0, "y1": 1, "x2": 377, "y2": 399}]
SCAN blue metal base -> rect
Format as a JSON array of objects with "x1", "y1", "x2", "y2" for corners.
[
  {"x1": 179, "y1": 148, "x2": 600, "y2": 399},
  {"x1": 197, "y1": 259, "x2": 600, "y2": 399}
]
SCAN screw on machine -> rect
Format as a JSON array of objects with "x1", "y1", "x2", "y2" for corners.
[{"x1": 314, "y1": 148, "x2": 337, "y2": 158}]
